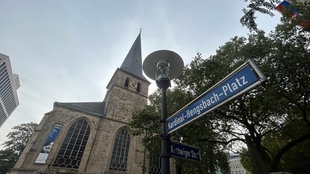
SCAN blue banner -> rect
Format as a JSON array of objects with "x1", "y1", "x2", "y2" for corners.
[
  {"x1": 167, "y1": 61, "x2": 265, "y2": 134},
  {"x1": 35, "y1": 123, "x2": 63, "y2": 164}
]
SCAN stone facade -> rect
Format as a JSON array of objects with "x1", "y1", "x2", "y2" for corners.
[{"x1": 10, "y1": 34, "x2": 155, "y2": 174}]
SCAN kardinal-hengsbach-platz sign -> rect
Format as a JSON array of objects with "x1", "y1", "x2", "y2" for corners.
[{"x1": 167, "y1": 60, "x2": 266, "y2": 134}]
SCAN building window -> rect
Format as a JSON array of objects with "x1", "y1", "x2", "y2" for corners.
[
  {"x1": 124, "y1": 78, "x2": 129, "y2": 88},
  {"x1": 52, "y1": 119, "x2": 90, "y2": 169},
  {"x1": 109, "y1": 128, "x2": 130, "y2": 171},
  {"x1": 136, "y1": 82, "x2": 141, "y2": 92}
]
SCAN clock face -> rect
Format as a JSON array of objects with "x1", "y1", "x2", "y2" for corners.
[{"x1": 130, "y1": 80, "x2": 137, "y2": 88}]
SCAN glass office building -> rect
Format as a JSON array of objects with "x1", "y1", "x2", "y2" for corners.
[{"x1": 0, "y1": 53, "x2": 20, "y2": 127}]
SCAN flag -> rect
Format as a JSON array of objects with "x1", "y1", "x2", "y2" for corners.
[
  {"x1": 276, "y1": 0, "x2": 299, "y2": 17},
  {"x1": 276, "y1": 1, "x2": 310, "y2": 31}
]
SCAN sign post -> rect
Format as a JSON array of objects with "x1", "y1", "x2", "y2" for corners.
[{"x1": 167, "y1": 60, "x2": 266, "y2": 134}]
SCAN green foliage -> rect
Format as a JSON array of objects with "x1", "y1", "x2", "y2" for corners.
[
  {"x1": 240, "y1": 148, "x2": 254, "y2": 174},
  {"x1": 130, "y1": 88, "x2": 231, "y2": 173},
  {"x1": 3, "y1": 122, "x2": 38, "y2": 155},
  {"x1": 240, "y1": 0, "x2": 310, "y2": 32},
  {"x1": 176, "y1": 18, "x2": 310, "y2": 172},
  {"x1": 280, "y1": 140, "x2": 310, "y2": 172},
  {"x1": 132, "y1": 6, "x2": 310, "y2": 173},
  {"x1": 0, "y1": 122, "x2": 38, "y2": 173},
  {"x1": 130, "y1": 89, "x2": 194, "y2": 159},
  {"x1": 0, "y1": 149, "x2": 18, "y2": 174},
  {"x1": 241, "y1": 0, "x2": 281, "y2": 31}
]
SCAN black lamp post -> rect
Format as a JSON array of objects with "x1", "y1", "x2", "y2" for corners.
[{"x1": 143, "y1": 50, "x2": 184, "y2": 174}]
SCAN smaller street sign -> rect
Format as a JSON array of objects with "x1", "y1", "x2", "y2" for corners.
[{"x1": 170, "y1": 141, "x2": 201, "y2": 162}]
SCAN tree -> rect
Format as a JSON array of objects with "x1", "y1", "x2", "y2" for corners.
[
  {"x1": 241, "y1": 0, "x2": 281, "y2": 31},
  {"x1": 0, "y1": 149, "x2": 17, "y2": 174},
  {"x1": 130, "y1": 89, "x2": 231, "y2": 174},
  {"x1": 241, "y1": 0, "x2": 310, "y2": 32},
  {"x1": 131, "y1": 5, "x2": 310, "y2": 173},
  {"x1": 0, "y1": 122, "x2": 38, "y2": 174},
  {"x1": 263, "y1": 18, "x2": 310, "y2": 171},
  {"x1": 175, "y1": 19, "x2": 310, "y2": 173}
]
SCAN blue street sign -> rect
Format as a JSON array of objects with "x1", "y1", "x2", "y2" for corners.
[
  {"x1": 170, "y1": 141, "x2": 201, "y2": 162},
  {"x1": 167, "y1": 60, "x2": 266, "y2": 134}
]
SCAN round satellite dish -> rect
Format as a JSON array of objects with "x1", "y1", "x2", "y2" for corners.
[{"x1": 143, "y1": 50, "x2": 184, "y2": 80}]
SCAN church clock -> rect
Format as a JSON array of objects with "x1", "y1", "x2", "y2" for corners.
[{"x1": 129, "y1": 80, "x2": 137, "y2": 88}]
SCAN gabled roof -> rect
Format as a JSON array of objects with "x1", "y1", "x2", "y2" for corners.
[
  {"x1": 120, "y1": 33, "x2": 148, "y2": 81},
  {"x1": 55, "y1": 102, "x2": 105, "y2": 117}
]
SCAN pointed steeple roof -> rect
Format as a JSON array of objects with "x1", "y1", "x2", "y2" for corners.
[{"x1": 120, "y1": 33, "x2": 148, "y2": 81}]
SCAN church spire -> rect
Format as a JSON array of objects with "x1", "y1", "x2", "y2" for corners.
[{"x1": 120, "y1": 33, "x2": 148, "y2": 81}]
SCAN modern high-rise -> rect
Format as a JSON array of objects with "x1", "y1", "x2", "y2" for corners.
[
  {"x1": 0, "y1": 53, "x2": 20, "y2": 127},
  {"x1": 228, "y1": 154, "x2": 249, "y2": 174}
]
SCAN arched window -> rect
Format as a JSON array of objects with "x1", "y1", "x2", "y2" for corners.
[
  {"x1": 52, "y1": 119, "x2": 90, "y2": 169},
  {"x1": 109, "y1": 128, "x2": 130, "y2": 171},
  {"x1": 124, "y1": 78, "x2": 129, "y2": 88}
]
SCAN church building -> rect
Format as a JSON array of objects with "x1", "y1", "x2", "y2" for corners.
[{"x1": 11, "y1": 33, "x2": 157, "y2": 174}]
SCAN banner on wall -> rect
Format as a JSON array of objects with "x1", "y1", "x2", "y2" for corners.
[{"x1": 35, "y1": 123, "x2": 63, "y2": 164}]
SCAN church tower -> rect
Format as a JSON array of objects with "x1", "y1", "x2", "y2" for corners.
[
  {"x1": 11, "y1": 33, "x2": 150, "y2": 174},
  {"x1": 104, "y1": 33, "x2": 149, "y2": 122}
]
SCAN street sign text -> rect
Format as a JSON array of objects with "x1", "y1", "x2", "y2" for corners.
[
  {"x1": 170, "y1": 141, "x2": 201, "y2": 162},
  {"x1": 167, "y1": 60, "x2": 266, "y2": 134}
]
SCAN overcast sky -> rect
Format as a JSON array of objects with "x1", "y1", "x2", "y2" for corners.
[{"x1": 0, "y1": 0, "x2": 281, "y2": 145}]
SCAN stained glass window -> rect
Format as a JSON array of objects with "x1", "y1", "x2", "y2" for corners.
[
  {"x1": 109, "y1": 128, "x2": 130, "y2": 171},
  {"x1": 52, "y1": 119, "x2": 90, "y2": 169}
]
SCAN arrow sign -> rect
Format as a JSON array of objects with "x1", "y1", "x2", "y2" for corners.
[
  {"x1": 170, "y1": 141, "x2": 201, "y2": 162},
  {"x1": 167, "y1": 60, "x2": 266, "y2": 134}
]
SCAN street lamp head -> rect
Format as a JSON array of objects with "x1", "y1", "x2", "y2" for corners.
[
  {"x1": 143, "y1": 50, "x2": 184, "y2": 89},
  {"x1": 143, "y1": 50, "x2": 184, "y2": 83}
]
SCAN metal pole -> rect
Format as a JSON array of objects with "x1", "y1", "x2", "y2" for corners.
[
  {"x1": 143, "y1": 51, "x2": 183, "y2": 174},
  {"x1": 160, "y1": 87, "x2": 170, "y2": 174},
  {"x1": 155, "y1": 60, "x2": 172, "y2": 174}
]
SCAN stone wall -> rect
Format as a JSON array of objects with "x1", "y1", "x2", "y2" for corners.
[{"x1": 11, "y1": 68, "x2": 150, "y2": 174}]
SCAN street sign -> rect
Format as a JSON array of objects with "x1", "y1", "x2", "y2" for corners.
[
  {"x1": 167, "y1": 60, "x2": 266, "y2": 134},
  {"x1": 170, "y1": 141, "x2": 201, "y2": 162}
]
